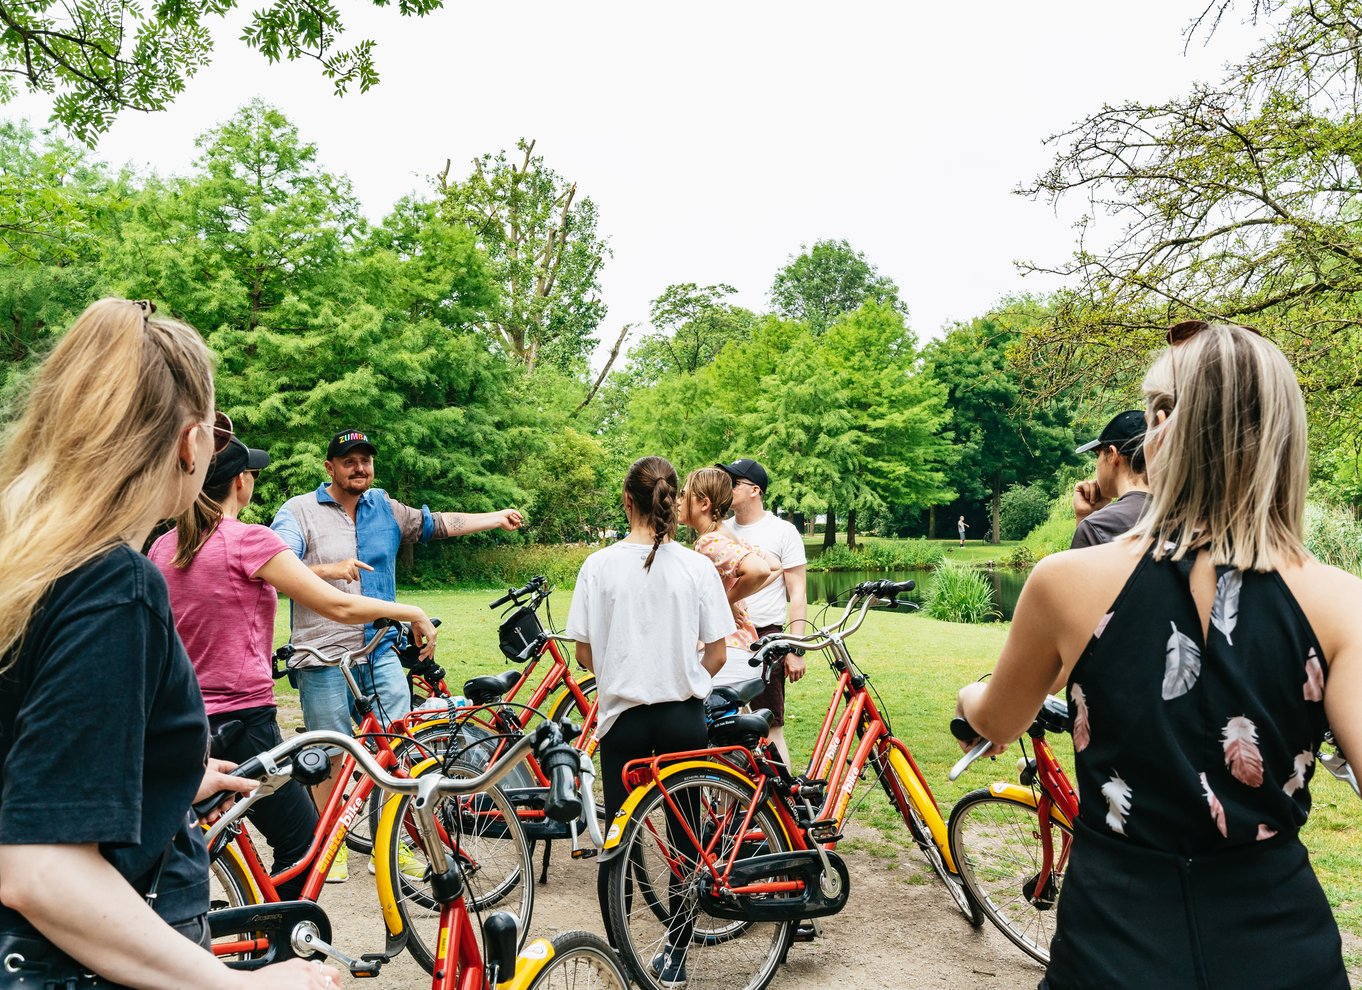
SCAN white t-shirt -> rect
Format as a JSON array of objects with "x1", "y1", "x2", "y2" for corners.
[
  {"x1": 565, "y1": 540, "x2": 736, "y2": 738},
  {"x1": 728, "y1": 512, "x2": 807, "y2": 627}
]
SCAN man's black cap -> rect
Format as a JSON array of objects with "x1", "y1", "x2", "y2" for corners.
[
  {"x1": 1075, "y1": 410, "x2": 1146, "y2": 456},
  {"x1": 205, "y1": 437, "x2": 269, "y2": 489},
  {"x1": 327, "y1": 429, "x2": 377, "y2": 460},
  {"x1": 715, "y1": 458, "x2": 770, "y2": 492}
]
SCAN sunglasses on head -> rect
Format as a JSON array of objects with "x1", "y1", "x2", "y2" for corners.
[
  {"x1": 210, "y1": 411, "x2": 234, "y2": 454},
  {"x1": 1166, "y1": 319, "x2": 1263, "y2": 346}
]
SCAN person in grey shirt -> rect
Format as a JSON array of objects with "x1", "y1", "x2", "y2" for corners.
[{"x1": 1071, "y1": 410, "x2": 1150, "y2": 549}]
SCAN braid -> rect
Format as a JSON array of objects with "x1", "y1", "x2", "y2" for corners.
[{"x1": 625, "y1": 455, "x2": 679, "y2": 572}]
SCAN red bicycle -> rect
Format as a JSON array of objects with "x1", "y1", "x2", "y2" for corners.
[{"x1": 205, "y1": 722, "x2": 627, "y2": 990}]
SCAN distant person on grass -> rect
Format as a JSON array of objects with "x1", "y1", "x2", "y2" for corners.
[
  {"x1": 149, "y1": 436, "x2": 437, "y2": 895},
  {"x1": 1071, "y1": 410, "x2": 1150, "y2": 549},
  {"x1": 958, "y1": 515, "x2": 968, "y2": 547},
  {"x1": 270, "y1": 428, "x2": 522, "y2": 879},
  {"x1": 720, "y1": 458, "x2": 808, "y2": 768}
]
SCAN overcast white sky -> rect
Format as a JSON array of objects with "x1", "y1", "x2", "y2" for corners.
[{"x1": 4, "y1": 2, "x2": 1265, "y2": 357}]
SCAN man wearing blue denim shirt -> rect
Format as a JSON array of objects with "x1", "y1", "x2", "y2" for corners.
[{"x1": 271, "y1": 428, "x2": 522, "y2": 755}]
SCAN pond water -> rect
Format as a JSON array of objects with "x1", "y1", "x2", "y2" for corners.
[{"x1": 803, "y1": 566, "x2": 1030, "y2": 621}]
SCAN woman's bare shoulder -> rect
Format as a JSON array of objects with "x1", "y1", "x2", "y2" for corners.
[{"x1": 1280, "y1": 557, "x2": 1362, "y2": 655}]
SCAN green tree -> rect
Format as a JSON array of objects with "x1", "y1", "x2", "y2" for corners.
[
  {"x1": 0, "y1": 120, "x2": 119, "y2": 390},
  {"x1": 439, "y1": 139, "x2": 611, "y2": 374},
  {"x1": 1018, "y1": 1, "x2": 1362, "y2": 446},
  {"x1": 0, "y1": 0, "x2": 443, "y2": 142},
  {"x1": 925, "y1": 311, "x2": 1076, "y2": 545},
  {"x1": 626, "y1": 282, "x2": 756, "y2": 383},
  {"x1": 769, "y1": 238, "x2": 904, "y2": 334},
  {"x1": 999, "y1": 483, "x2": 1052, "y2": 541}
]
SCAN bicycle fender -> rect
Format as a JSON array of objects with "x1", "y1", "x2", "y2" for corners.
[
  {"x1": 598, "y1": 759, "x2": 770, "y2": 862},
  {"x1": 373, "y1": 756, "x2": 439, "y2": 945},
  {"x1": 886, "y1": 747, "x2": 961, "y2": 874},
  {"x1": 986, "y1": 782, "x2": 1076, "y2": 829},
  {"x1": 495, "y1": 938, "x2": 555, "y2": 990}
]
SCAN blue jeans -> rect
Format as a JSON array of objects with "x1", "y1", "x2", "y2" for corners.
[{"x1": 294, "y1": 646, "x2": 412, "y2": 734}]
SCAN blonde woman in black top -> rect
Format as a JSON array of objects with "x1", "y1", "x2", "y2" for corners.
[{"x1": 957, "y1": 322, "x2": 1359, "y2": 989}]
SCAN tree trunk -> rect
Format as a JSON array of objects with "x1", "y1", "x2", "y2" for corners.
[
  {"x1": 846, "y1": 509, "x2": 858, "y2": 549},
  {"x1": 823, "y1": 506, "x2": 837, "y2": 549},
  {"x1": 928, "y1": 506, "x2": 937, "y2": 540},
  {"x1": 791, "y1": 511, "x2": 806, "y2": 535},
  {"x1": 991, "y1": 476, "x2": 1002, "y2": 545}
]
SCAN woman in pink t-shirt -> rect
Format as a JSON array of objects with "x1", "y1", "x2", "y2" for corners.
[
  {"x1": 148, "y1": 437, "x2": 436, "y2": 895},
  {"x1": 678, "y1": 467, "x2": 782, "y2": 688}
]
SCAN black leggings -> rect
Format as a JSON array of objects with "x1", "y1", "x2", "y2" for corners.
[
  {"x1": 210, "y1": 706, "x2": 318, "y2": 901},
  {"x1": 597, "y1": 698, "x2": 708, "y2": 948}
]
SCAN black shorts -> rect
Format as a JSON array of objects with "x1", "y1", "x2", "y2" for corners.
[{"x1": 750, "y1": 623, "x2": 788, "y2": 727}]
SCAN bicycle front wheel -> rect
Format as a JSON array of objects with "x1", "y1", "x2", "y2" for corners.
[
  {"x1": 524, "y1": 931, "x2": 629, "y2": 990},
  {"x1": 384, "y1": 760, "x2": 535, "y2": 973},
  {"x1": 879, "y1": 745, "x2": 983, "y2": 925},
  {"x1": 207, "y1": 845, "x2": 263, "y2": 964},
  {"x1": 947, "y1": 788, "x2": 1072, "y2": 964},
  {"x1": 605, "y1": 767, "x2": 794, "y2": 990}
]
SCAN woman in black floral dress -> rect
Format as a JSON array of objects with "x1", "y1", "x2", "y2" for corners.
[{"x1": 956, "y1": 321, "x2": 1359, "y2": 990}]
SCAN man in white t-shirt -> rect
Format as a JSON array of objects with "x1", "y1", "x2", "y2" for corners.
[{"x1": 719, "y1": 458, "x2": 808, "y2": 767}]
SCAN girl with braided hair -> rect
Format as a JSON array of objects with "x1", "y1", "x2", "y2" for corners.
[{"x1": 565, "y1": 456, "x2": 735, "y2": 973}]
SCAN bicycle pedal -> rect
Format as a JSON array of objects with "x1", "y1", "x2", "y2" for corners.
[
  {"x1": 809, "y1": 829, "x2": 843, "y2": 844},
  {"x1": 792, "y1": 920, "x2": 822, "y2": 942},
  {"x1": 570, "y1": 847, "x2": 598, "y2": 859}
]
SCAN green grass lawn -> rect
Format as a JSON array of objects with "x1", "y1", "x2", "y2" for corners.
[{"x1": 273, "y1": 586, "x2": 1362, "y2": 944}]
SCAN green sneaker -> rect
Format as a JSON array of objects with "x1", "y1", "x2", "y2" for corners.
[
  {"x1": 326, "y1": 844, "x2": 349, "y2": 883},
  {"x1": 368, "y1": 843, "x2": 426, "y2": 881}
]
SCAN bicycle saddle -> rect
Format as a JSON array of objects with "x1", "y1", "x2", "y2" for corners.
[
  {"x1": 463, "y1": 669, "x2": 521, "y2": 705},
  {"x1": 705, "y1": 679, "x2": 765, "y2": 713},
  {"x1": 709, "y1": 708, "x2": 775, "y2": 747}
]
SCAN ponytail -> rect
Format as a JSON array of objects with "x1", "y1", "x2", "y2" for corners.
[
  {"x1": 170, "y1": 484, "x2": 229, "y2": 568},
  {"x1": 624, "y1": 456, "x2": 679, "y2": 572}
]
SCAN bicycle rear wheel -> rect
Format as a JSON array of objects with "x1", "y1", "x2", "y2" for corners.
[
  {"x1": 524, "y1": 931, "x2": 629, "y2": 990},
  {"x1": 947, "y1": 788, "x2": 1071, "y2": 964},
  {"x1": 383, "y1": 760, "x2": 534, "y2": 974},
  {"x1": 879, "y1": 746, "x2": 983, "y2": 925},
  {"x1": 605, "y1": 767, "x2": 794, "y2": 990}
]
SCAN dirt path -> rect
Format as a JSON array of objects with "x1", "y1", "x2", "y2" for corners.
[{"x1": 312, "y1": 823, "x2": 1044, "y2": 989}]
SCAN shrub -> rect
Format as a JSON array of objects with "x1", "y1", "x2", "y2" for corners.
[
  {"x1": 807, "y1": 540, "x2": 944, "y2": 571},
  {"x1": 1019, "y1": 494, "x2": 1077, "y2": 562},
  {"x1": 1002, "y1": 543, "x2": 1035, "y2": 568},
  {"x1": 402, "y1": 542, "x2": 595, "y2": 589},
  {"x1": 924, "y1": 562, "x2": 1000, "y2": 623},
  {"x1": 999, "y1": 484, "x2": 1052, "y2": 541},
  {"x1": 1305, "y1": 501, "x2": 1362, "y2": 574}
]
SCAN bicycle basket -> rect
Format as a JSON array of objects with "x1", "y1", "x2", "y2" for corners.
[{"x1": 499, "y1": 606, "x2": 544, "y2": 662}]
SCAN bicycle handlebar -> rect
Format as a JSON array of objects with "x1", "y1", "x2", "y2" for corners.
[
  {"x1": 746, "y1": 579, "x2": 913, "y2": 666},
  {"x1": 201, "y1": 720, "x2": 602, "y2": 847},
  {"x1": 489, "y1": 575, "x2": 549, "y2": 610}
]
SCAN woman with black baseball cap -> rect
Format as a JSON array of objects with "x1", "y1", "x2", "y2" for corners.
[{"x1": 149, "y1": 435, "x2": 437, "y2": 896}]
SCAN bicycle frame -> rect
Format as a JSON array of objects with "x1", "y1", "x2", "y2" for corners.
[{"x1": 211, "y1": 728, "x2": 605, "y2": 990}]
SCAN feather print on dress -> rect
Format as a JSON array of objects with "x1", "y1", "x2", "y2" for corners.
[
  {"x1": 1210, "y1": 570, "x2": 1242, "y2": 645},
  {"x1": 1093, "y1": 612, "x2": 1113, "y2": 639},
  {"x1": 1161, "y1": 621, "x2": 1202, "y2": 700},
  {"x1": 1199, "y1": 773, "x2": 1228, "y2": 838},
  {"x1": 1304, "y1": 648, "x2": 1325, "y2": 703},
  {"x1": 1101, "y1": 773, "x2": 1132, "y2": 835},
  {"x1": 1221, "y1": 716, "x2": 1264, "y2": 787},
  {"x1": 1071, "y1": 683, "x2": 1091, "y2": 752},
  {"x1": 1283, "y1": 750, "x2": 1315, "y2": 797}
]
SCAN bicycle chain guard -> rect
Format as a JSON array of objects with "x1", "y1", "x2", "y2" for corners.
[
  {"x1": 208, "y1": 900, "x2": 332, "y2": 969},
  {"x1": 696, "y1": 849, "x2": 851, "y2": 922}
]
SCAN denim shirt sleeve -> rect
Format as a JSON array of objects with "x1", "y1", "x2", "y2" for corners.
[{"x1": 270, "y1": 504, "x2": 307, "y2": 557}]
